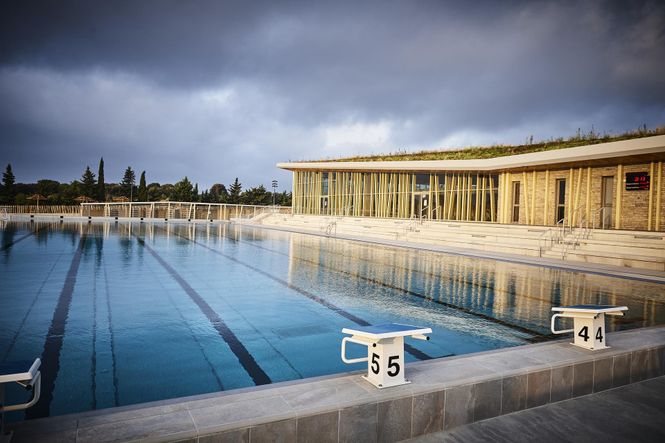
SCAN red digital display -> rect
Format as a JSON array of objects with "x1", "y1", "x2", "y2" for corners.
[{"x1": 625, "y1": 172, "x2": 650, "y2": 191}]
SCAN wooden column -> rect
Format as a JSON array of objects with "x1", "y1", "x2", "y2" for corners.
[
  {"x1": 615, "y1": 164, "x2": 623, "y2": 230},
  {"x1": 543, "y1": 170, "x2": 550, "y2": 225},
  {"x1": 648, "y1": 162, "x2": 654, "y2": 230},
  {"x1": 656, "y1": 162, "x2": 662, "y2": 231}
]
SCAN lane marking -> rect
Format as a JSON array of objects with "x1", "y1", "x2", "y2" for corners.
[
  {"x1": 134, "y1": 236, "x2": 271, "y2": 386},
  {"x1": 27, "y1": 227, "x2": 89, "y2": 419}
]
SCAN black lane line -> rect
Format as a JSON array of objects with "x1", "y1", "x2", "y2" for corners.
[
  {"x1": 91, "y1": 268, "x2": 98, "y2": 410},
  {"x1": 102, "y1": 260, "x2": 120, "y2": 407},
  {"x1": 220, "y1": 229, "x2": 550, "y2": 342},
  {"x1": 0, "y1": 227, "x2": 41, "y2": 252},
  {"x1": 27, "y1": 228, "x2": 89, "y2": 419},
  {"x1": 169, "y1": 228, "x2": 435, "y2": 361},
  {"x1": 134, "y1": 236, "x2": 271, "y2": 386}
]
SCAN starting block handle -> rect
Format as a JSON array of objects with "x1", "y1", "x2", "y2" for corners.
[
  {"x1": 0, "y1": 371, "x2": 41, "y2": 413},
  {"x1": 551, "y1": 313, "x2": 574, "y2": 335},
  {"x1": 411, "y1": 334, "x2": 430, "y2": 341},
  {"x1": 341, "y1": 337, "x2": 371, "y2": 364}
]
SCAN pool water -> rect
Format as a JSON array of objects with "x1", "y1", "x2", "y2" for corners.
[{"x1": 1, "y1": 220, "x2": 663, "y2": 419}]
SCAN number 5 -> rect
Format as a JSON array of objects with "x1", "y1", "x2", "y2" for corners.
[
  {"x1": 387, "y1": 355, "x2": 400, "y2": 377},
  {"x1": 371, "y1": 353, "x2": 380, "y2": 374}
]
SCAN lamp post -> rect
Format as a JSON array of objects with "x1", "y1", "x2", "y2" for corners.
[{"x1": 272, "y1": 180, "x2": 278, "y2": 207}]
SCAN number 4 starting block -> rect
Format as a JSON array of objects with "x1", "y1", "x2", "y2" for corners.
[
  {"x1": 551, "y1": 305, "x2": 628, "y2": 350},
  {"x1": 341, "y1": 323, "x2": 431, "y2": 388}
]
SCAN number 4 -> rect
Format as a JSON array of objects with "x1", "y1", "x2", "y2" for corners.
[
  {"x1": 578, "y1": 326, "x2": 589, "y2": 342},
  {"x1": 596, "y1": 327, "x2": 603, "y2": 342}
]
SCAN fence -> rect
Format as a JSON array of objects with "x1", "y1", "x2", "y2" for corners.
[
  {"x1": 0, "y1": 205, "x2": 81, "y2": 214},
  {"x1": 79, "y1": 202, "x2": 291, "y2": 221}
]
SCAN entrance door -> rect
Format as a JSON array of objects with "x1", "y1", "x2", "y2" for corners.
[
  {"x1": 413, "y1": 193, "x2": 429, "y2": 219},
  {"x1": 555, "y1": 179, "x2": 566, "y2": 223},
  {"x1": 601, "y1": 176, "x2": 614, "y2": 229}
]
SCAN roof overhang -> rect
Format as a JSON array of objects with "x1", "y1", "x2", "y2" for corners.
[{"x1": 277, "y1": 135, "x2": 665, "y2": 173}]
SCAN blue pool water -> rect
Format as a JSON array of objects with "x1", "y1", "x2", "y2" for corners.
[{"x1": 1, "y1": 220, "x2": 664, "y2": 419}]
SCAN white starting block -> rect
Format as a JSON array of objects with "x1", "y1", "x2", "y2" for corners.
[
  {"x1": 551, "y1": 305, "x2": 628, "y2": 350},
  {"x1": 1, "y1": 359, "x2": 41, "y2": 441},
  {"x1": 341, "y1": 323, "x2": 431, "y2": 388}
]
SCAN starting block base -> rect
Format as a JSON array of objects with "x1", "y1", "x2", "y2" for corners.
[
  {"x1": 341, "y1": 324, "x2": 431, "y2": 388},
  {"x1": 551, "y1": 305, "x2": 628, "y2": 351}
]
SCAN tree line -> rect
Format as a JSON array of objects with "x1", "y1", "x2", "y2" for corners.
[{"x1": 0, "y1": 159, "x2": 291, "y2": 206}]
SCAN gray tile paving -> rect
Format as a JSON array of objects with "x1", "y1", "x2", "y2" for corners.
[
  {"x1": 404, "y1": 376, "x2": 665, "y2": 443},
  {"x1": 6, "y1": 327, "x2": 665, "y2": 443}
]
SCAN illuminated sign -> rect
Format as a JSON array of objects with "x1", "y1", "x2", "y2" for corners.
[{"x1": 625, "y1": 172, "x2": 650, "y2": 191}]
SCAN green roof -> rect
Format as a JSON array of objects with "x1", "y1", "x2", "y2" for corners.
[{"x1": 311, "y1": 126, "x2": 665, "y2": 163}]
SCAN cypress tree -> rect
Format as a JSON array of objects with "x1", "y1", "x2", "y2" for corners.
[
  {"x1": 97, "y1": 157, "x2": 106, "y2": 201},
  {"x1": 138, "y1": 171, "x2": 147, "y2": 201}
]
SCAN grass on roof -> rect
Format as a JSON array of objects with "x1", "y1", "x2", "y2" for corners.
[{"x1": 306, "y1": 125, "x2": 665, "y2": 162}]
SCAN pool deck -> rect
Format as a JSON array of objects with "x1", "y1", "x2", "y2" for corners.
[
  {"x1": 8, "y1": 326, "x2": 665, "y2": 443},
  {"x1": 407, "y1": 375, "x2": 665, "y2": 442}
]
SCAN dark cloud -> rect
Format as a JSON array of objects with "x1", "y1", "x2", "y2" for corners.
[{"x1": 1, "y1": 0, "x2": 664, "y2": 188}]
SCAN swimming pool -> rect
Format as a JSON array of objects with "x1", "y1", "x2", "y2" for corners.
[{"x1": 1, "y1": 220, "x2": 664, "y2": 419}]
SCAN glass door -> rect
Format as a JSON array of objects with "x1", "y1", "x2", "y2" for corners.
[
  {"x1": 555, "y1": 179, "x2": 566, "y2": 224},
  {"x1": 601, "y1": 176, "x2": 614, "y2": 229}
]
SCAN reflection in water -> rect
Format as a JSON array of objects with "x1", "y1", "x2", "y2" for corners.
[{"x1": 215, "y1": 222, "x2": 665, "y2": 335}]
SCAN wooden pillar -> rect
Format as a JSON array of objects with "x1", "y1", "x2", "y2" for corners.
[
  {"x1": 585, "y1": 167, "x2": 591, "y2": 224},
  {"x1": 522, "y1": 171, "x2": 529, "y2": 225},
  {"x1": 543, "y1": 170, "x2": 550, "y2": 225},
  {"x1": 615, "y1": 164, "x2": 623, "y2": 230},
  {"x1": 567, "y1": 168, "x2": 574, "y2": 227},
  {"x1": 490, "y1": 175, "x2": 496, "y2": 222},
  {"x1": 574, "y1": 168, "x2": 582, "y2": 226},
  {"x1": 656, "y1": 162, "x2": 662, "y2": 231},
  {"x1": 531, "y1": 171, "x2": 536, "y2": 225},
  {"x1": 648, "y1": 162, "x2": 654, "y2": 230}
]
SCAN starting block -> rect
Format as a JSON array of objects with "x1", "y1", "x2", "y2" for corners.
[
  {"x1": 341, "y1": 323, "x2": 431, "y2": 388},
  {"x1": 551, "y1": 305, "x2": 628, "y2": 350},
  {"x1": 1, "y1": 359, "x2": 42, "y2": 441}
]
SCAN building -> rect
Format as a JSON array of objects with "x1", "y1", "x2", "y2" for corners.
[{"x1": 278, "y1": 135, "x2": 665, "y2": 232}]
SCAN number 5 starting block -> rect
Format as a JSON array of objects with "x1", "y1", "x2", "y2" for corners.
[
  {"x1": 551, "y1": 305, "x2": 628, "y2": 350},
  {"x1": 341, "y1": 323, "x2": 431, "y2": 388}
]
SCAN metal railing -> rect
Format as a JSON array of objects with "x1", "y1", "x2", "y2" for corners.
[
  {"x1": 0, "y1": 205, "x2": 81, "y2": 214},
  {"x1": 79, "y1": 201, "x2": 291, "y2": 221}
]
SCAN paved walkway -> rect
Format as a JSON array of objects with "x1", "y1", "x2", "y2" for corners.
[{"x1": 405, "y1": 375, "x2": 665, "y2": 443}]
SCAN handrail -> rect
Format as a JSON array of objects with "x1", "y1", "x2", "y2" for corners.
[
  {"x1": 591, "y1": 207, "x2": 610, "y2": 230},
  {"x1": 325, "y1": 220, "x2": 337, "y2": 237}
]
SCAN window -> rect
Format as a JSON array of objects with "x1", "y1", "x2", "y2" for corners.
[
  {"x1": 322, "y1": 172, "x2": 329, "y2": 195},
  {"x1": 415, "y1": 174, "x2": 430, "y2": 191},
  {"x1": 512, "y1": 181, "x2": 520, "y2": 223}
]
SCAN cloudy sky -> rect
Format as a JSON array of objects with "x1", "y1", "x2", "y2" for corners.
[{"x1": 1, "y1": 0, "x2": 664, "y2": 190}]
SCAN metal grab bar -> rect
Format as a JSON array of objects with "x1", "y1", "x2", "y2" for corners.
[
  {"x1": 550, "y1": 313, "x2": 574, "y2": 335},
  {"x1": 0, "y1": 372, "x2": 41, "y2": 413},
  {"x1": 340, "y1": 336, "x2": 372, "y2": 364}
]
